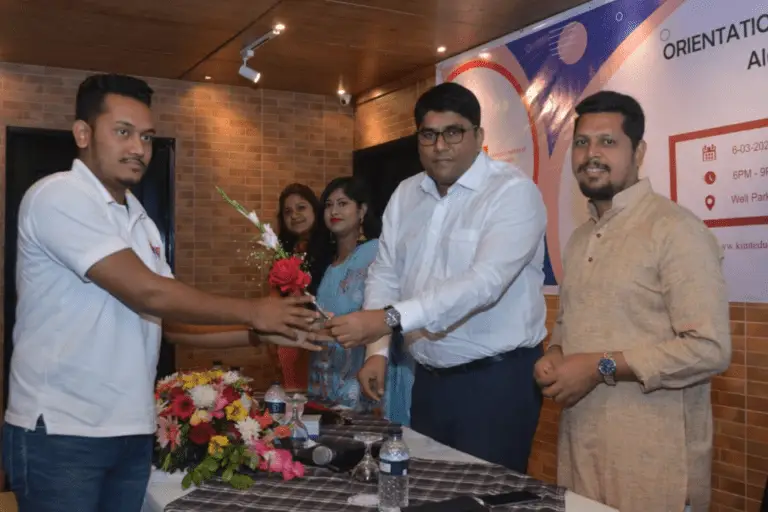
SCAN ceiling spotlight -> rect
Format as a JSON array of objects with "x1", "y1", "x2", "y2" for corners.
[
  {"x1": 479, "y1": 51, "x2": 491, "y2": 59},
  {"x1": 437, "y1": 46, "x2": 446, "y2": 53},
  {"x1": 238, "y1": 24, "x2": 285, "y2": 84},
  {"x1": 204, "y1": 75, "x2": 212, "y2": 80},
  {"x1": 238, "y1": 64, "x2": 261, "y2": 83},
  {"x1": 337, "y1": 88, "x2": 346, "y2": 95}
]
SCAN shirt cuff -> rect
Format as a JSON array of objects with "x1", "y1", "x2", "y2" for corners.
[
  {"x1": 393, "y1": 298, "x2": 426, "y2": 333},
  {"x1": 366, "y1": 336, "x2": 390, "y2": 360}
]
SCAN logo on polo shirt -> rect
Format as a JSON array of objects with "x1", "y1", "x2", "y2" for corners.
[{"x1": 150, "y1": 244, "x2": 161, "y2": 259}]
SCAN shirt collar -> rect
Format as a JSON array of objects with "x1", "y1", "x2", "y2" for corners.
[
  {"x1": 71, "y1": 158, "x2": 146, "y2": 218},
  {"x1": 419, "y1": 151, "x2": 489, "y2": 198},
  {"x1": 588, "y1": 178, "x2": 653, "y2": 222}
]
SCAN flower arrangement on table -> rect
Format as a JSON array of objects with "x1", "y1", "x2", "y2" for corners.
[
  {"x1": 216, "y1": 186, "x2": 312, "y2": 296},
  {"x1": 153, "y1": 369, "x2": 305, "y2": 490}
]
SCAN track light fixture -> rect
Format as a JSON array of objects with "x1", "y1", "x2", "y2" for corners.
[
  {"x1": 238, "y1": 23, "x2": 285, "y2": 84},
  {"x1": 238, "y1": 63, "x2": 261, "y2": 83}
]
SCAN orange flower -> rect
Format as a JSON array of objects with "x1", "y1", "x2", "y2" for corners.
[{"x1": 273, "y1": 425, "x2": 291, "y2": 438}]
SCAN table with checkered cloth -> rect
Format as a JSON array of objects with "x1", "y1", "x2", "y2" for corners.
[{"x1": 163, "y1": 403, "x2": 565, "y2": 511}]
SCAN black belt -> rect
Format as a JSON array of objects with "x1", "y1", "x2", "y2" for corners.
[{"x1": 417, "y1": 346, "x2": 534, "y2": 377}]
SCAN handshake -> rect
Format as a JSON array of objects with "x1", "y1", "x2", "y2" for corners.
[{"x1": 247, "y1": 294, "x2": 335, "y2": 352}]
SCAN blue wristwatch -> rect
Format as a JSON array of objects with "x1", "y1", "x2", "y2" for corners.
[{"x1": 598, "y1": 353, "x2": 617, "y2": 386}]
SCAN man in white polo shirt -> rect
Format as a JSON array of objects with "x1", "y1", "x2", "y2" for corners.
[{"x1": 2, "y1": 74, "x2": 319, "y2": 512}]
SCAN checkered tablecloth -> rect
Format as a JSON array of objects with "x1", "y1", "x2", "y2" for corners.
[{"x1": 163, "y1": 399, "x2": 565, "y2": 511}]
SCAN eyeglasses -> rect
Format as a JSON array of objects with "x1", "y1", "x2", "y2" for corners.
[{"x1": 417, "y1": 125, "x2": 477, "y2": 146}]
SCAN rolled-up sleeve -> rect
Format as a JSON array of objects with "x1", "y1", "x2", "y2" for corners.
[
  {"x1": 394, "y1": 179, "x2": 546, "y2": 334},
  {"x1": 623, "y1": 219, "x2": 731, "y2": 392}
]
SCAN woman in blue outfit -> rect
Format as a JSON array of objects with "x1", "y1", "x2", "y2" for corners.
[{"x1": 305, "y1": 177, "x2": 381, "y2": 411}]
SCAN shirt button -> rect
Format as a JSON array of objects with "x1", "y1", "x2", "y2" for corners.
[
  {"x1": 596, "y1": 233, "x2": 602, "y2": 238},
  {"x1": 588, "y1": 257, "x2": 593, "y2": 262}
]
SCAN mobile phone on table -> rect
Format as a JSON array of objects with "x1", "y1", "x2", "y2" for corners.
[
  {"x1": 476, "y1": 490, "x2": 541, "y2": 506},
  {"x1": 402, "y1": 496, "x2": 488, "y2": 511}
]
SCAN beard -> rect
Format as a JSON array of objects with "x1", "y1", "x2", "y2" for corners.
[{"x1": 577, "y1": 159, "x2": 618, "y2": 201}]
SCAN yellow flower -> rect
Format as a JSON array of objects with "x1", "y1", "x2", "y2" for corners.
[
  {"x1": 189, "y1": 409, "x2": 210, "y2": 426},
  {"x1": 225, "y1": 400, "x2": 248, "y2": 422},
  {"x1": 208, "y1": 435, "x2": 229, "y2": 456},
  {"x1": 181, "y1": 374, "x2": 197, "y2": 390},
  {"x1": 195, "y1": 375, "x2": 211, "y2": 387}
]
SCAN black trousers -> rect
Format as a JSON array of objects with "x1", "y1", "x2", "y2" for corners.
[
  {"x1": 410, "y1": 345, "x2": 543, "y2": 474},
  {"x1": 761, "y1": 476, "x2": 768, "y2": 512}
]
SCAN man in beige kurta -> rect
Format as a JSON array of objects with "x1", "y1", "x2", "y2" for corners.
[{"x1": 535, "y1": 91, "x2": 731, "y2": 512}]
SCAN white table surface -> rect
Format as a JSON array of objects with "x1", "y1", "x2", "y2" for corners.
[{"x1": 143, "y1": 427, "x2": 616, "y2": 512}]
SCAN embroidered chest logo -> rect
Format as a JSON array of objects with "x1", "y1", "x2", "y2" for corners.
[{"x1": 150, "y1": 244, "x2": 161, "y2": 259}]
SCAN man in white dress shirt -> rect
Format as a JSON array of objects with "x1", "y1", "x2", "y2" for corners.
[
  {"x1": 2, "y1": 74, "x2": 319, "y2": 512},
  {"x1": 326, "y1": 83, "x2": 548, "y2": 472}
]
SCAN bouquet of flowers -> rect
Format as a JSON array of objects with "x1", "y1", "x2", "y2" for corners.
[
  {"x1": 153, "y1": 369, "x2": 305, "y2": 490},
  {"x1": 216, "y1": 186, "x2": 311, "y2": 296}
]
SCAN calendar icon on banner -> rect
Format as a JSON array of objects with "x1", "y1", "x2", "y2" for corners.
[{"x1": 701, "y1": 144, "x2": 717, "y2": 162}]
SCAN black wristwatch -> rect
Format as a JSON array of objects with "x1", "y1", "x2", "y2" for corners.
[{"x1": 383, "y1": 306, "x2": 402, "y2": 333}]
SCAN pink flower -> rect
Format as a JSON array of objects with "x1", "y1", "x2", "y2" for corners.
[
  {"x1": 211, "y1": 394, "x2": 228, "y2": 419},
  {"x1": 257, "y1": 449, "x2": 304, "y2": 481},
  {"x1": 157, "y1": 416, "x2": 181, "y2": 450}
]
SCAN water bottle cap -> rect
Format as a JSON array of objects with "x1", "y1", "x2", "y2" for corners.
[{"x1": 387, "y1": 425, "x2": 403, "y2": 437}]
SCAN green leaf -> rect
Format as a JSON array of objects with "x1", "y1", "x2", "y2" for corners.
[
  {"x1": 182, "y1": 473, "x2": 193, "y2": 490},
  {"x1": 222, "y1": 468, "x2": 235, "y2": 482},
  {"x1": 192, "y1": 471, "x2": 203, "y2": 486},
  {"x1": 229, "y1": 451, "x2": 241, "y2": 465},
  {"x1": 162, "y1": 453, "x2": 172, "y2": 472},
  {"x1": 230, "y1": 474, "x2": 254, "y2": 490},
  {"x1": 203, "y1": 458, "x2": 220, "y2": 472}
]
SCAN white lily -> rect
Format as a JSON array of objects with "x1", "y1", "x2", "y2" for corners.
[
  {"x1": 259, "y1": 223, "x2": 280, "y2": 250},
  {"x1": 244, "y1": 211, "x2": 261, "y2": 228}
]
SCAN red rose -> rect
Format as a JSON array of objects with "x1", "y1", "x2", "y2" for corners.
[
  {"x1": 189, "y1": 423, "x2": 216, "y2": 445},
  {"x1": 221, "y1": 386, "x2": 239, "y2": 404},
  {"x1": 269, "y1": 257, "x2": 311, "y2": 295},
  {"x1": 170, "y1": 395, "x2": 195, "y2": 420}
]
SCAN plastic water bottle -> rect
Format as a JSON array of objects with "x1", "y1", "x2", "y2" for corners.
[
  {"x1": 378, "y1": 426, "x2": 410, "y2": 511},
  {"x1": 264, "y1": 382, "x2": 287, "y2": 421}
]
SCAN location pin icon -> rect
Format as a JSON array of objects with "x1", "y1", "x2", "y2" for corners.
[{"x1": 705, "y1": 195, "x2": 715, "y2": 211}]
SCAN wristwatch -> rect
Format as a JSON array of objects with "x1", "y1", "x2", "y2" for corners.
[
  {"x1": 598, "y1": 353, "x2": 617, "y2": 386},
  {"x1": 383, "y1": 306, "x2": 402, "y2": 333}
]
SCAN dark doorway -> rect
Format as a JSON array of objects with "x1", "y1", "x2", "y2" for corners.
[
  {"x1": 352, "y1": 134, "x2": 422, "y2": 220},
  {"x1": 3, "y1": 127, "x2": 177, "y2": 411}
]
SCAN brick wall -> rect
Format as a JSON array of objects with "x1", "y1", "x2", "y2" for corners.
[
  {"x1": 0, "y1": 61, "x2": 354, "y2": 395},
  {"x1": 354, "y1": 79, "x2": 768, "y2": 512},
  {"x1": 354, "y1": 77, "x2": 433, "y2": 149}
]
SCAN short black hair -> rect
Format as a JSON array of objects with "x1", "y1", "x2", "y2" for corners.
[
  {"x1": 75, "y1": 73, "x2": 154, "y2": 125},
  {"x1": 574, "y1": 91, "x2": 645, "y2": 150},
  {"x1": 414, "y1": 82, "x2": 481, "y2": 128}
]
